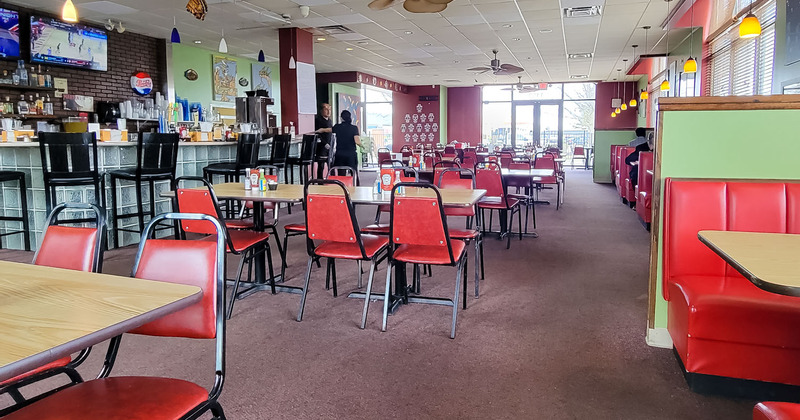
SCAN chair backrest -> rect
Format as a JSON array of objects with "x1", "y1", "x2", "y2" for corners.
[
  {"x1": 305, "y1": 179, "x2": 368, "y2": 257},
  {"x1": 235, "y1": 133, "x2": 262, "y2": 168},
  {"x1": 380, "y1": 159, "x2": 405, "y2": 168},
  {"x1": 33, "y1": 203, "x2": 106, "y2": 272},
  {"x1": 389, "y1": 183, "x2": 457, "y2": 265},
  {"x1": 328, "y1": 166, "x2": 357, "y2": 186},
  {"x1": 137, "y1": 132, "x2": 180, "y2": 177},
  {"x1": 423, "y1": 152, "x2": 436, "y2": 169},
  {"x1": 299, "y1": 134, "x2": 317, "y2": 162},
  {"x1": 433, "y1": 160, "x2": 461, "y2": 184},
  {"x1": 437, "y1": 167, "x2": 475, "y2": 189},
  {"x1": 377, "y1": 148, "x2": 391, "y2": 165},
  {"x1": 129, "y1": 212, "x2": 226, "y2": 397},
  {"x1": 444, "y1": 145, "x2": 456, "y2": 154},
  {"x1": 38, "y1": 132, "x2": 99, "y2": 181},
  {"x1": 269, "y1": 133, "x2": 291, "y2": 165},
  {"x1": 475, "y1": 162, "x2": 507, "y2": 200},
  {"x1": 498, "y1": 152, "x2": 514, "y2": 168},
  {"x1": 574, "y1": 146, "x2": 585, "y2": 156},
  {"x1": 173, "y1": 177, "x2": 226, "y2": 236},
  {"x1": 509, "y1": 161, "x2": 531, "y2": 170}
]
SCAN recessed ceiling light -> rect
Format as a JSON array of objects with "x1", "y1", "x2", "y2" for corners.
[
  {"x1": 568, "y1": 52, "x2": 593, "y2": 59},
  {"x1": 345, "y1": 47, "x2": 353, "y2": 51},
  {"x1": 512, "y1": 37, "x2": 521, "y2": 41},
  {"x1": 453, "y1": 60, "x2": 459, "y2": 63},
  {"x1": 404, "y1": 30, "x2": 413, "y2": 35},
  {"x1": 527, "y1": 56, "x2": 532, "y2": 60},
  {"x1": 423, "y1": 43, "x2": 431, "y2": 46},
  {"x1": 415, "y1": 74, "x2": 421, "y2": 77},
  {"x1": 317, "y1": 37, "x2": 326, "y2": 41},
  {"x1": 502, "y1": 24, "x2": 513, "y2": 28},
  {"x1": 539, "y1": 29, "x2": 552, "y2": 33},
  {"x1": 387, "y1": 64, "x2": 394, "y2": 67},
  {"x1": 194, "y1": 40, "x2": 202, "y2": 44},
  {"x1": 570, "y1": 74, "x2": 588, "y2": 79}
]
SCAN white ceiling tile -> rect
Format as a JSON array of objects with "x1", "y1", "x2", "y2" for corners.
[{"x1": 328, "y1": 13, "x2": 373, "y2": 25}]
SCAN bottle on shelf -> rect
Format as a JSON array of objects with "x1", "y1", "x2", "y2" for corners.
[
  {"x1": 4, "y1": 96, "x2": 11, "y2": 114},
  {"x1": 45, "y1": 68, "x2": 53, "y2": 88},
  {"x1": 17, "y1": 94, "x2": 29, "y2": 115},
  {"x1": 1, "y1": 70, "x2": 9, "y2": 85},
  {"x1": 35, "y1": 94, "x2": 44, "y2": 115},
  {"x1": 43, "y1": 95, "x2": 53, "y2": 116},
  {"x1": 14, "y1": 60, "x2": 26, "y2": 86},
  {"x1": 29, "y1": 67, "x2": 37, "y2": 87},
  {"x1": 37, "y1": 65, "x2": 45, "y2": 87}
]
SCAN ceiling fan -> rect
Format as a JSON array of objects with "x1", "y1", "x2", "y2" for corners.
[
  {"x1": 502, "y1": 77, "x2": 546, "y2": 93},
  {"x1": 467, "y1": 50, "x2": 523, "y2": 76},
  {"x1": 368, "y1": 0, "x2": 454, "y2": 13}
]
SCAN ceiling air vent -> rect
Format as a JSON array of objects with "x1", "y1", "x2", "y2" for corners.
[
  {"x1": 401, "y1": 61, "x2": 425, "y2": 67},
  {"x1": 570, "y1": 74, "x2": 588, "y2": 79},
  {"x1": 568, "y1": 53, "x2": 593, "y2": 59},
  {"x1": 443, "y1": 79, "x2": 461, "y2": 83},
  {"x1": 563, "y1": 6, "x2": 602, "y2": 18},
  {"x1": 317, "y1": 25, "x2": 354, "y2": 35}
]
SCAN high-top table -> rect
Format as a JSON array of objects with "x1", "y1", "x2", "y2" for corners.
[
  {"x1": 698, "y1": 230, "x2": 800, "y2": 296},
  {"x1": 0, "y1": 261, "x2": 201, "y2": 382}
]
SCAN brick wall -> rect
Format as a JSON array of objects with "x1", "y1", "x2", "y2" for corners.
[{"x1": 0, "y1": 3, "x2": 166, "y2": 119}]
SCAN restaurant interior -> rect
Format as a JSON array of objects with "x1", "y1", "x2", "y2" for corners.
[{"x1": 0, "y1": 0, "x2": 799, "y2": 418}]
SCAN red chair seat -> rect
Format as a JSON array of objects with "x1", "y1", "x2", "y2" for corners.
[
  {"x1": 314, "y1": 235, "x2": 389, "y2": 259},
  {"x1": 392, "y1": 241, "x2": 466, "y2": 264},
  {"x1": 361, "y1": 224, "x2": 390, "y2": 234},
  {"x1": 3, "y1": 377, "x2": 207, "y2": 420},
  {"x1": 449, "y1": 228, "x2": 479, "y2": 240},
  {"x1": 225, "y1": 218, "x2": 255, "y2": 230},
  {"x1": 284, "y1": 223, "x2": 307, "y2": 233},
  {"x1": 0, "y1": 357, "x2": 71, "y2": 385},
  {"x1": 754, "y1": 402, "x2": 800, "y2": 420},
  {"x1": 444, "y1": 207, "x2": 475, "y2": 217},
  {"x1": 203, "y1": 230, "x2": 269, "y2": 253},
  {"x1": 477, "y1": 197, "x2": 519, "y2": 209}
]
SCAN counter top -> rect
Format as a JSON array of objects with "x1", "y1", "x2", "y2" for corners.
[{"x1": 0, "y1": 140, "x2": 239, "y2": 147}]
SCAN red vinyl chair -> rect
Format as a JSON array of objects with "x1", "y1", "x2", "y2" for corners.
[
  {"x1": 437, "y1": 168, "x2": 483, "y2": 306},
  {"x1": 377, "y1": 148, "x2": 390, "y2": 168},
  {"x1": 572, "y1": 146, "x2": 587, "y2": 168},
  {"x1": 379, "y1": 182, "x2": 468, "y2": 339},
  {"x1": 506, "y1": 161, "x2": 537, "y2": 232},
  {"x1": 363, "y1": 166, "x2": 419, "y2": 235},
  {"x1": 534, "y1": 154, "x2": 562, "y2": 210},
  {"x1": 476, "y1": 162, "x2": 522, "y2": 249},
  {"x1": 173, "y1": 177, "x2": 275, "y2": 319},
  {"x1": 297, "y1": 179, "x2": 389, "y2": 325},
  {"x1": 0, "y1": 203, "x2": 105, "y2": 416},
  {"x1": 498, "y1": 152, "x2": 513, "y2": 168},
  {"x1": 754, "y1": 402, "x2": 800, "y2": 420},
  {"x1": 3, "y1": 212, "x2": 228, "y2": 420},
  {"x1": 433, "y1": 160, "x2": 461, "y2": 186}
]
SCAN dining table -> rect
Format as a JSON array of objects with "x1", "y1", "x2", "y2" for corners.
[
  {"x1": 0, "y1": 261, "x2": 202, "y2": 382},
  {"x1": 698, "y1": 230, "x2": 800, "y2": 297}
]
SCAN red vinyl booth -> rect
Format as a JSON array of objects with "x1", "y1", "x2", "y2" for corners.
[
  {"x1": 635, "y1": 151, "x2": 653, "y2": 227},
  {"x1": 610, "y1": 145, "x2": 620, "y2": 185},
  {"x1": 615, "y1": 146, "x2": 635, "y2": 204},
  {"x1": 663, "y1": 179, "x2": 800, "y2": 390}
]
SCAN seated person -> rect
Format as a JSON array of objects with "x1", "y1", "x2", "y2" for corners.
[
  {"x1": 628, "y1": 127, "x2": 647, "y2": 147},
  {"x1": 625, "y1": 133, "x2": 654, "y2": 187}
]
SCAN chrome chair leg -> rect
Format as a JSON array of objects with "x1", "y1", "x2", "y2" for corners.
[
  {"x1": 474, "y1": 239, "x2": 480, "y2": 298},
  {"x1": 296, "y1": 257, "x2": 314, "y2": 322},
  {"x1": 357, "y1": 260, "x2": 363, "y2": 288},
  {"x1": 451, "y1": 257, "x2": 464, "y2": 339},
  {"x1": 381, "y1": 262, "x2": 393, "y2": 332},
  {"x1": 360, "y1": 259, "x2": 377, "y2": 329}
]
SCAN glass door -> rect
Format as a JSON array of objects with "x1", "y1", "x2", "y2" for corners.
[{"x1": 512, "y1": 102, "x2": 563, "y2": 149}]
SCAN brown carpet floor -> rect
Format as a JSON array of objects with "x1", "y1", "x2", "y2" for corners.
[{"x1": 0, "y1": 169, "x2": 755, "y2": 419}]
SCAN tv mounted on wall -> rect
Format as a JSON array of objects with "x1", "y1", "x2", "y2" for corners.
[
  {"x1": 0, "y1": 8, "x2": 20, "y2": 59},
  {"x1": 30, "y1": 16, "x2": 107, "y2": 71}
]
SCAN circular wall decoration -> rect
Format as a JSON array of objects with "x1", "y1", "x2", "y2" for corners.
[
  {"x1": 239, "y1": 77, "x2": 249, "y2": 87},
  {"x1": 184, "y1": 69, "x2": 198, "y2": 81}
]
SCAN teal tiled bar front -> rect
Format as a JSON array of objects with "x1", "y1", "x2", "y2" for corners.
[{"x1": 0, "y1": 140, "x2": 292, "y2": 251}]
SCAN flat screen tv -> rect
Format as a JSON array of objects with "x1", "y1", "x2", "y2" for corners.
[
  {"x1": 0, "y1": 8, "x2": 20, "y2": 59},
  {"x1": 30, "y1": 16, "x2": 107, "y2": 71}
]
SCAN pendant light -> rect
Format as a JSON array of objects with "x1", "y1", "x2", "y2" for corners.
[
  {"x1": 620, "y1": 68, "x2": 628, "y2": 110},
  {"x1": 218, "y1": 28, "x2": 228, "y2": 54},
  {"x1": 288, "y1": 28, "x2": 297, "y2": 69},
  {"x1": 640, "y1": 26, "x2": 651, "y2": 101},
  {"x1": 611, "y1": 112, "x2": 617, "y2": 118},
  {"x1": 630, "y1": 45, "x2": 638, "y2": 107},
  {"x1": 258, "y1": 50, "x2": 266, "y2": 62},
  {"x1": 684, "y1": 3, "x2": 697, "y2": 73},
  {"x1": 62, "y1": 0, "x2": 78, "y2": 22},
  {"x1": 171, "y1": 17, "x2": 181, "y2": 44},
  {"x1": 739, "y1": 1, "x2": 761, "y2": 39},
  {"x1": 661, "y1": 1, "x2": 671, "y2": 92}
]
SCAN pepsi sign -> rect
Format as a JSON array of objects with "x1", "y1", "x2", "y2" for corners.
[{"x1": 130, "y1": 72, "x2": 153, "y2": 95}]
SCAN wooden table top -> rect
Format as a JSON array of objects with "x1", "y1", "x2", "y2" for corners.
[
  {"x1": 501, "y1": 168, "x2": 554, "y2": 177},
  {"x1": 0, "y1": 261, "x2": 202, "y2": 382},
  {"x1": 698, "y1": 230, "x2": 800, "y2": 297},
  {"x1": 166, "y1": 183, "x2": 485, "y2": 207}
]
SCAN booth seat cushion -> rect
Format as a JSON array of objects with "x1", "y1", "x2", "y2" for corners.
[{"x1": 755, "y1": 402, "x2": 800, "y2": 420}]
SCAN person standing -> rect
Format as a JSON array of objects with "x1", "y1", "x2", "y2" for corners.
[
  {"x1": 331, "y1": 110, "x2": 361, "y2": 175},
  {"x1": 314, "y1": 103, "x2": 333, "y2": 178}
]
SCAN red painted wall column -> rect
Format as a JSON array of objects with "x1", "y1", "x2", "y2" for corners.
[
  {"x1": 447, "y1": 86, "x2": 481, "y2": 144},
  {"x1": 279, "y1": 27, "x2": 314, "y2": 134}
]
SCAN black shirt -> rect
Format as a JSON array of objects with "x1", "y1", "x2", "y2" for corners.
[
  {"x1": 314, "y1": 114, "x2": 332, "y2": 144},
  {"x1": 332, "y1": 123, "x2": 359, "y2": 155}
]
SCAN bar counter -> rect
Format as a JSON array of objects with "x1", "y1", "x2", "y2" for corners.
[{"x1": 0, "y1": 139, "x2": 297, "y2": 250}]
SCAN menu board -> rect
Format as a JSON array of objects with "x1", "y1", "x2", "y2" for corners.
[{"x1": 296, "y1": 62, "x2": 316, "y2": 115}]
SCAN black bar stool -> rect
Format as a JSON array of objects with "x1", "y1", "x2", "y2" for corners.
[
  {"x1": 108, "y1": 133, "x2": 180, "y2": 248},
  {"x1": 204, "y1": 133, "x2": 261, "y2": 218},
  {"x1": 259, "y1": 134, "x2": 290, "y2": 183},
  {"x1": 38, "y1": 132, "x2": 105, "y2": 217},
  {"x1": 0, "y1": 171, "x2": 31, "y2": 251},
  {"x1": 286, "y1": 133, "x2": 316, "y2": 184}
]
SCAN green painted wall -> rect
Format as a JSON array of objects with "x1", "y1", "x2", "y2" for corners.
[
  {"x1": 171, "y1": 44, "x2": 281, "y2": 124},
  {"x1": 651, "y1": 109, "x2": 800, "y2": 328},
  {"x1": 439, "y1": 85, "x2": 448, "y2": 144},
  {"x1": 773, "y1": 0, "x2": 800, "y2": 93},
  {"x1": 593, "y1": 130, "x2": 635, "y2": 183}
]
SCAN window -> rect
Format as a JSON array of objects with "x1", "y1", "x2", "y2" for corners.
[
  {"x1": 705, "y1": 0, "x2": 776, "y2": 96},
  {"x1": 361, "y1": 85, "x2": 392, "y2": 161}
]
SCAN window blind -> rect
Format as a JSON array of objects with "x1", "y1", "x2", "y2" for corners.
[{"x1": 705, "y1": 0, "x2": 776, "y2": 96}]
